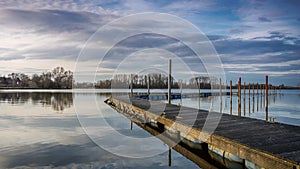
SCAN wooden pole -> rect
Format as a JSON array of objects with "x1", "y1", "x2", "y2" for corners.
[
  {"x1": 260, "y1": 84, "x2": 263, "y2": 108},
  {"x1": 244, "y1": 82, "x2": 246, "y2": 116},
  {"x1": 180, "y1": 80, "x2": 183, "y2": 106},
  {"x1": 168, "y1": 59, "x2": 172, "y2": 104},
  {"x1": 147, "y1": 75, "x2": 150, "y2": 95},
  {"x1": 230, "y1": 80, "x2": 232, "y2": 115},
  {"x1": 238, "y1": 77, "x2": 241, "y2": 116},
  {"x1": 130, "y1": 74, "x2": 133, "y2": 96},
  {"x1": 220, "y1": 78, "x2": 222, "y2": 113},
  {"x1": 252, "y1": 84, "x2": 255, "y2": 98},
  {"x1": 263, "y1": 85, "x2": 265, "y2": 108},
  {"x1": 252, "y1": 84, "x2": 255, "y2": 113},
  {"x1": 230, "y1": 80, "x2": 232, "y2": 98},
  {"x1": 257, "y1": 84, "x2": 259, "y2": 112},
  {"x1": 248, "y1": 83, "x2": 251, "y2": 115},
  {"x1": 265, "y1": 75, "x2": 269, "y2": 121},
  {"x1": 243, "y1": 82, "x2": 246, "y2": 96}
]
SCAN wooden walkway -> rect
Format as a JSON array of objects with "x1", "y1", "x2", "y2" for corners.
[{"x1": 107, "y1": 96, "x2": 300, "y2": 169}]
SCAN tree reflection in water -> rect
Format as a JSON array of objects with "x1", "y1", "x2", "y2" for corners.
[{"x1": 0, "y1": 92, "x2": 73, "y2": 112}]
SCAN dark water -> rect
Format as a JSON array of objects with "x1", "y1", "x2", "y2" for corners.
[{"x1": 0, "y1": 90, "x2": 199, "y2": 169}]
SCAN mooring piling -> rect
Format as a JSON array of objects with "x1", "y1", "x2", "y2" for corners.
[
  {"x1": 168, "y1": 59, "x2": 172, "y2": 104},
  {"x1": 265, "y1": 75, "x2": 269, "y2": 121},
  {"x1": 238, "y1": 77, "x2": 241, "y2": 116},
  {"x1": 230, "y1": 80, "x2": 232, "y2": 115}
]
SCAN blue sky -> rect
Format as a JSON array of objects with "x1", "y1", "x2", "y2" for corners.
[{"x1": 0, "y1": 0, "x2": 299, "y2": 86}]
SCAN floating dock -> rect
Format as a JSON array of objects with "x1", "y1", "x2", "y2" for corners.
[
  {"x1": 106, "y1": 96, "x2": 300, "y2": 169},
  {"x1": 132, "y1": 92, "x2": 232, "y2": 100}
]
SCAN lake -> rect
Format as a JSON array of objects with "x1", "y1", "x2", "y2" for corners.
[{"x1": 0, "y1": 89, "x2": 299, "y2": 168}]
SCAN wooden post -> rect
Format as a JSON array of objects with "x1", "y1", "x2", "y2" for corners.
[
  {"x1": 243, "y1": 82, "x2": 246, "y2": 96},
  {"x1": 238, "y1": 77, "x2": 241, "y2": 116},
  {"x1": 130, "y1": 74, "x2": 133, "y2": 96},
  {"x1": 252, "y1": 84, "x2": 255, "y2": 113},
  {"x1": 168, "y1": 59, "x2": 172, "y2": 104},
  {"x1": 260, "y1": 84, "x2": 263, "y2": 109},
  {"x1": 252, "y1": 84, "x2": 255, "y2": 98},
  {"x1": 230, "y1": 80, "x2": 232, "y2": 98},
  {"x1": 220, "y1": 78, "x2": 222, "y2": 113},
  {"x1": 273, "y1": 87, "x2": 276, "y2": 104},
  {"x1": 179, "y1": 80, "x2": 183, "y2": 95},
  {"x1": 199, "y1": 78, "x2": 201, "y2": 96},
  {"x1": 130, "y1": 120, "x2": 133, "y2": 130},
  {"x1": 263, "y1": 84, "x2": 265, "y2": 108},
  {"x1": 257, "y1": 84, "x2": 259, "y2": 112},
  {"x1": 230, "y1": 80, "x2": 232, "y2": 115},
  {"x1": 265, "y1": 76, "x2": 269, "y2": 121},
  {"x1": 179, "y1": 80, "x2": 183, "y2": 106},
  {"x1": 147, "y1": 75, "x2": 150, "y2": 95},
  {"x1": 248, "y1": 83, "x2": 251, "y2": 115},
  {"x1": 243, "y1": 82, "x2": 246, "y2": 116}
]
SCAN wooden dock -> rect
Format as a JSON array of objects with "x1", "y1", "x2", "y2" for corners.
[
  {"x1": 106, "y1": 96, "x2": 300, "y2": 169},
  {"x1": 133, "y1": 92, "x2": 232, "y2": 100}
]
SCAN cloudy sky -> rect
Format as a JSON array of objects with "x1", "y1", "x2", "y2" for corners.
[{"x1": 0, "y1": 0, "x2": 299, "y2": 86}]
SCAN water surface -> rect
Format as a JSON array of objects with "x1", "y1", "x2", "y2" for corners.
[
  {"x1": 0, "y1": 89, "x2": 299, "y2": 168},
  {"x1": 0, "y1": 90, "x2": 199, "y2": 169}
]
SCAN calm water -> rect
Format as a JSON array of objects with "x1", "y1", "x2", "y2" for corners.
[
  {"x1": 0, "y1": 89, "x2": 299, "y2": 168},
  {"x1": 0, "y1": 90, "x2": 199, "y2": 169}
]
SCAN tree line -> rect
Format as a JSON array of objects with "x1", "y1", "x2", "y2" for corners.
[
  {"x1": 94, "y1": 73, "x2": 215, "y2": 89},
  {"x1": 0, "y1": 67, "x2": 73, "y2": 89}
]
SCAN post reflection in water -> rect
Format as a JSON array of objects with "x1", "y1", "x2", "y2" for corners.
[
  {"x1": 168, "y1": 147, "x2": 171, "y2": 167},
  {"x1": 0, "y1": 92, "x2": 73, "y2": 112}
]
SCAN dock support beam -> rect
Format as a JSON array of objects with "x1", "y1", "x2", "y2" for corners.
[{"x1": 168, "y1": 59, "x2": 172, "y2": 104}]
